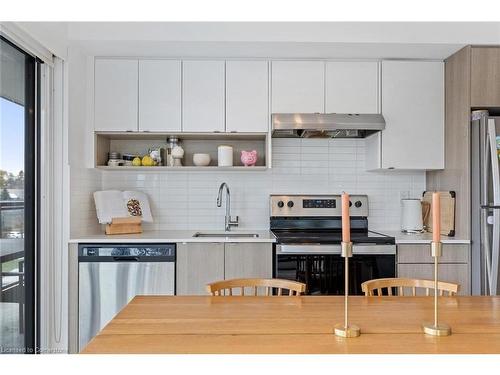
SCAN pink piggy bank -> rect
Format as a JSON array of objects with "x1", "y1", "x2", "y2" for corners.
[{"x1": 240, "y1": 150, "x2": 257, "y2": 167}]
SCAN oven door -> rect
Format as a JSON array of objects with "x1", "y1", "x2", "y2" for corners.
[{"x1": 274, "y1": 244, "x2": 396, "y2": 295}]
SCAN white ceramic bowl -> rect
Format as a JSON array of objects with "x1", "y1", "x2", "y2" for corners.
[{"x1": 193, "y1": 153, "x2": 211, "y2": 167}]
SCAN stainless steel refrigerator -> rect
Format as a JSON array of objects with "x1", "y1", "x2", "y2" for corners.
[{"x1": 471, "y1": 110, "x2": 500, "y2": 295}]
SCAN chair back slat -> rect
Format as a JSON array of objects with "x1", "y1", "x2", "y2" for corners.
[
  {"x1": 361, "y1": 278, "x2": 460, "y2": 297},
  {"x1": 207, "y1": 278, "x2": 306, "y2": 296}
]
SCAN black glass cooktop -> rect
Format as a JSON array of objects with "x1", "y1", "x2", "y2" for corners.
[{"x1": 271, "y1": 230, "x2": 395, "y2": 245}]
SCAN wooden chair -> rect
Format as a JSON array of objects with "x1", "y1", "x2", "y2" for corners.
[
  {"x1": 361, "y1": 277, "x2": 460, "y2": 296},
  {"x1": 206, "y1": 278, "x2": 306, "y2": 296}
]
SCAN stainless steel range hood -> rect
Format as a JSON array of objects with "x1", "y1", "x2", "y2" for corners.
[{"x1": 272, "y1": 113, "x2": 386, "y2": 138}]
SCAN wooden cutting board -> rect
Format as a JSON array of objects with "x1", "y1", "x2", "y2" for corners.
[
  {"x1": 422, "y1": 191, "x2": 456, "y2": 236},
  {"x1": 105, "y1": 216, "x2": 142, "y2": 235}
]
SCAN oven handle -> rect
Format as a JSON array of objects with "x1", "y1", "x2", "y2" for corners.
[
  {"x1": 276, "y1": 244, "x2": 396, "y2": 255},
  {"x1": 276, "y1": 244, "x2": 341, "y2": 254}
]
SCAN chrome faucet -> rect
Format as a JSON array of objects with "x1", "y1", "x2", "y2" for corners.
[{"x1": 217, "y1": 182, "x2": 239, "y2": 231}]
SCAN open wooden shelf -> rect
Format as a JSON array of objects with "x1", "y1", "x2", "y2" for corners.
[
  {"x1": 96, "y1": 166, "x2": 268, "y2": 171},
  {"x1": 94, "y1": 131, "x2": 270, "y2": 170}
]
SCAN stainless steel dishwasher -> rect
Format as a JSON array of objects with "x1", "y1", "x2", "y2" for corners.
[{"x1": 78, "y1": 243, "x2": 175, "y2": 350}]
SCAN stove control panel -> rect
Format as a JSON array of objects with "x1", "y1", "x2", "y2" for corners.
[
  {"x1": 303, "y1": 199, "x2": 336, "y2": 209},
  {"x1": 270, "y1": 195, "x2": 368, "y2": 217}
]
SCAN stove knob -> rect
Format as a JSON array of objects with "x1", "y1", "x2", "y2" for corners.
[
  {"x1": 349, "y1": 201, "x2": 353, "y2": 207},
  {"x1": 277, "y1": 201, "x2": 284, "y2": 208},
  {"x1": 355, "y1": 201, "x2": 362, "y2": 208},
  {"x1": 287, "y1": 201, "x2": 294, "y2": 208}
]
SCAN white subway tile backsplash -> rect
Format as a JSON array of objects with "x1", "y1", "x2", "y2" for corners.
[
  {"x1": 272, "y1": 146, "x2": 300, "y2": 155},
  {"x1": 272, "y1": 139, "x2": 301, "y2": 147},
  {"x1": 70, "y1": 167, "x2": 101, "y2": 236},
  {"x1": 71, "y1": 140, "x2": 425, "y2": 234},
  {"x1": 301, "y1": 146, "x2": 329, "y2": 154},
  {"x1": 302, "y1": 138, "x2": 329, "y2": 147}
]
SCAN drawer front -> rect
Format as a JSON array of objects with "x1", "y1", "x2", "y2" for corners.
[
  {"x1": 397, "y1": 263, "x2": 470, "y2": 295},
  {"x1": 397, "y1": 244, "x2": 469, "y2": 264}
]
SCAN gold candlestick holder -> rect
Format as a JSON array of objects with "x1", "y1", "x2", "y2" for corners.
[
  {"x1": 334, "y1": 241, "x2": 360, "y2": 338},
  {"x1": 422, "y1": 241, "x2": 451, "y2": 336}
]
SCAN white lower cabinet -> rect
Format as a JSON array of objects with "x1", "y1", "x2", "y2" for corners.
[
  {"x1": 397, "y1": 244, "x2": 470, "y2": 295},
  {"x1": 176, "y1": 242, "x2": 273, "y2": 295}
]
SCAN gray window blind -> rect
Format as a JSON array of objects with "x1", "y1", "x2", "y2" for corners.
[{"x1": 0, "y1": 38, "x2": 25, "y2": 106}]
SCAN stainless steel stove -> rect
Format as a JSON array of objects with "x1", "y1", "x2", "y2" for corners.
[{"x1": 270, "y1": 194, "x2": 396, "y2": 295}]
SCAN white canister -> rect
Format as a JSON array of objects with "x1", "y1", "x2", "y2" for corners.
[
  {"x1": 401, "y1": 199, "x2": 424, "y2": 233},
  {"x1": 218, "y1": 145, "x2": 233, "y2": 167}
]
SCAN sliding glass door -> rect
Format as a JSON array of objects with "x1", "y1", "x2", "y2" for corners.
[{"x1": 0, "y1": 36, "x2": 39, "y2": 354}]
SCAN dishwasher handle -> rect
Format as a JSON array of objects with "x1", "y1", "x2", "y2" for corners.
[{"x1": 113, "y1": 256, "x2": 139, "y2": 262}]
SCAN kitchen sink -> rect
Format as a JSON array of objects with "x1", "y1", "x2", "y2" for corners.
[{"x1": 193, "y1": 232, "x2": 259, "y2": 238}]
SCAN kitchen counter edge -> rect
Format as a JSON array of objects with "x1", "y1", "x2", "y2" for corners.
[
  {"x1": 68, "y1": 230, "x2": 469, "y2": 245},
  {"x1": 68, "y1": 230, "x2": 276, "y2": 244},
  {"x1": 376, "y1": 230, "x2": 470, "y2": 244}
]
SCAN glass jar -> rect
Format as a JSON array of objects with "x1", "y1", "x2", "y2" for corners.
[{"x1": 166, "y1": 136, "x2": 181, "y2": 167}]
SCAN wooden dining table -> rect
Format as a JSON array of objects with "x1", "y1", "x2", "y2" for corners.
[{"x1": 81, "y1": 295, "x2": 500, "y2": 354}]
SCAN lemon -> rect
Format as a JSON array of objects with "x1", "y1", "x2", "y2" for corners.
[
  {"x1": 141, "y1": 155, "x2": 154, "y2": 167},
  {"x1": 132, "y1": 157, "x2": 142, "y2": 166}
]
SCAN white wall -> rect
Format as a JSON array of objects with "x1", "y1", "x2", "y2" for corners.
[
  {"x1": 11, "y1": 21, "x2": 500, "y2": 61},
  {"x1": 68, "y1": 46, "x2": 101, "y2": 236},
  {"x1": 63, "y1": 22, "x2": 500, "y2": 60},
  {"x1": 93, "y1": 138, "x2": 426, "y2": 234},
  {"x1": 67, "y1": 22, "x2": 500, "y2": 44},
  {"x1": 14, "y1": 22, "x2": 68, "y2": 59}
]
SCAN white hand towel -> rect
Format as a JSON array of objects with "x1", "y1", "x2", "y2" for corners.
[{"x1": 93, "y1": 190, "x2": 128, "y2": 224}]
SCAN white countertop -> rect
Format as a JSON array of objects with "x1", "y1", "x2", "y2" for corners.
[
  {"x1": 69, "y1": 230, "x2": 276, "y2": 244},
  {"x1": 69, "y1": 229, "x2": 469, "y2": 245},
  {"x1": 375, "y1": 230, "x2": 470, "y2": 244}
]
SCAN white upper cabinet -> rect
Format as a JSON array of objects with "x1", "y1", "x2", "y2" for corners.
[
  {"x1": 94, "y1": 59, "x2": 138, "y2": 132},
  {"x1": 325, "y1": 61, "x2": 379, "y2": 114},
  {"x1": 271, "y1": 61, "x2": 324, "y2": 113},
  {"x1": 182, "y1": 60, "x2": 225, "y2": 132},
  {"x1": 366, "y1": 61, "x2": 444, "y2": 170},
  {"x1": 138, "y1": 60, "x2": 181, "y2": 132},
  {"x1": 226, "y1": 61, "x2": 269, "y2": 132}
]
